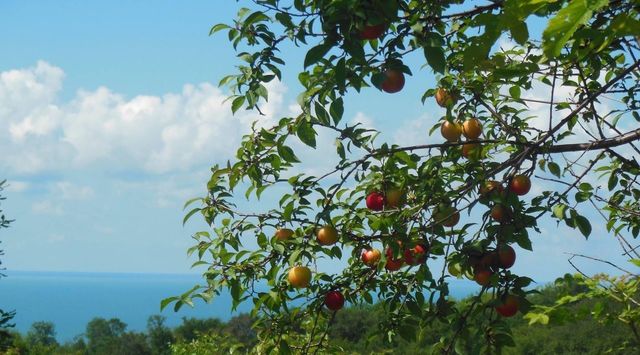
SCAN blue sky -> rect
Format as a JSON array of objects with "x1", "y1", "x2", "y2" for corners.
[{"x1": 0, "y1": 1, "x2": 635, "y2": 283}]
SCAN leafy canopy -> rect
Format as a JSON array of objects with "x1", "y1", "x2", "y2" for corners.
[{"x1": 166, "y1": 0, "x2": 640, "y2": 353}]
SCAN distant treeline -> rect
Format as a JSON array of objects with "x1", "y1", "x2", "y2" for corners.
[{"x1": 0, "y1": 281, "x2": 636, "y2": 354}]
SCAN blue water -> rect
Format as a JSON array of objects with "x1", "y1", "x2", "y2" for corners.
[
  {"x1": 0, "y1": 271, "x2": 478, "y2": 342},
  {"x1": 0, "y1": 271, "x2": 249, "y2": 342}
]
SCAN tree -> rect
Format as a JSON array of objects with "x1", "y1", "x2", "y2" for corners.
[
  {"x1": 166, "y1": 0, "x2": 640, "y2": 352},
  {"x1": 85, "y1": 317, "x2": 150, "y2": 355},
  {"x1": 146, "y1": 315, "x2": 174, "y2": 355},
  {"x1": 225, "y1": 314, "x2": 258, "y2": 348},
  {"x1": 170, "y1": 332, "x2": 245, "y2": 355},
  {"x1": 0, "y1": 180, "x2": 15, "y2": 348},
  {"x1": 172, "y1": 317, "x2": 224, "y2": 342},
  {"x1": 26, "y1": 321, "x2": 58, "y2": 347}
]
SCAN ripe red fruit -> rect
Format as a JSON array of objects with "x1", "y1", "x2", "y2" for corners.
[
  {"x1": 509, "y1": 175, "x2": 531, "y2": 196},
  {"x1": 474, "y1": 269, "x2": 492, "y2": 286},
  {"x1": 325, "y1": 290, "x2": 345, "y2": 311},
  {"x1": 366, "y1": 191, "x2": 385, "y2": 211},
  {"x1": 490, "y1": 204, "x2": 511, "y2": 222},
  {"x1": 381, "y1": 69, "x2": 405, "y2": 93},
  {"x1": 497, "y1": 245, "x2": 516, "y2": 269},
  {"x1": 385, "y1": 258, "x2": 403, "y2": 271},
  {"x1": 404, "y1": 244, "x2": 428, "y2": 265},
  {"x1": 495, "y1": 294, "x2": 519, "y2": 317},
  {"x1": 359, "y1": 24, "x2": 385, "y2": 40},
  {"x1": 385, "y1": 247, "x2": 404, "y2": 271},
  {"x1": 478, "y1": 252, "x2": 499, "y2": 269},
  {"x1": 361, "y1": 248, "x2": 382, "y2": 267}
]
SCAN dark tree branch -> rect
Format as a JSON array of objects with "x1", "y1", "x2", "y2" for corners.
[
  {"x1": 545, "y1": 127, "x2": 640, "y2": 153},
  {"x1": 539, "y1": 60, "x2": 640, "y2": 145}
]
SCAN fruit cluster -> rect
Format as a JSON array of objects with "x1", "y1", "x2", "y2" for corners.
[
  {"x1": 279, "y1": 87, "x2": 534, "y2": 316},
  {"x1": 435, "y1": 94, "x2": 534, "y2": 318}
]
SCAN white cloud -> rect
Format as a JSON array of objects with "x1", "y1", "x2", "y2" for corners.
[
  {"x1": 32, "y1": 200, "x2": 63, "y2": 215},
  {"x1": 0, "y1": 61, "x2": 287, "y2": 175},
  {"x1": 5, "y1": 181, "x2": 30, "y2": 193},
  {"x1": 391, "y1": 111, "x2": 443, "y2": 147},
  {"x1": 54, "y1": 182, "x2": 94, "y2": 200},
  {"x1": 351, "y1": 111, "x2": 376, "y2": 130}
]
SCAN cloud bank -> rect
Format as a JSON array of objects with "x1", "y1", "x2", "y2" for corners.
[{"x1": 1, "y1": 61, "x2": 285, "y2": 175}]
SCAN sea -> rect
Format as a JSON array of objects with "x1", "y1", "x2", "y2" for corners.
[{"x1": 0, "y1": 271, "x2": 478, "y2": 342}]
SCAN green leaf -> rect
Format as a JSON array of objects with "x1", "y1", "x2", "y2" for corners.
[
  {"x1": 574, "y1": 191, "x2": 591, "y2": 203},
  {"x1": 288, "y1": 249, "x2": 302, "y2": 265},
  {"x1": 183, "y1": 197, "x2": 203, "y2": 210},
  {"x1": 524, "y1": 312, "x2": 550, "y2": 325},
  {"x1": 609, "y1": 13, "x2": 640, "y2": 37},
  {"x1": 231, "y1": 96, "x2": 245, "y2": 114},
  {"x1": 160, "y1": 297, "x2": 178, "y2": 311},
  {"x1": 209, "y1": 23, "x2": 230, "y2": 36},
  {"x1": 608, "y1": 172, "x2": 618, "y2": 190},
  {"x1": 423, "y1": 46, "x2": 446, "y2": 74},
  {"x1": 304, "y1": 42, "x2": 332, "y2": 68},
  {"x1": 575, "y1": 214, "x2": 592, "y2": 238},
  {"x1": 296, "y1": 121, "x2": 317, "y2": 148},
  {"x1": 183, "y1": 207, "x2": 202, "y2": 226},
  {"x1": 548, "y1": 161, "x2": 561, "y2": 177},
  {"x1": 277, "y1": 144, "x2": 300, "y2": 163},
  {"x1": 279, "y1": 340, "x2": 292, "y2": 355},
  {"x1": 514, "y1": 233, "x2": 533, "y2": 251},
  {"x1": 510, "y1": 21, "x2": 529, "y2": 45},
  {"x1": 509, "y1": 86, "x2": 521, "y2": 99},
  {"x1": 329, "y1": 98, "x2": 344, "y2": 125},
  {"x1": 542, "y1": 0, "x2": 608, "y2": 58},
  {"x1": 244, "y1": 11, "x2": 270, "y2": 26}
]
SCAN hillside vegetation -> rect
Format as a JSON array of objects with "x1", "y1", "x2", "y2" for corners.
[{"x1": 2, "y1": 277, "x2": 638, "y2": 354}]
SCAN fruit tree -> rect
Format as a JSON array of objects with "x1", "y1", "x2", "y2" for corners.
[{"x1": 165, "y1": 1, "x2": 640, "y2": 353}]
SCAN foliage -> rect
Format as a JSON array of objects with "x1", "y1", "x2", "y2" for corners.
[
  {"x1": 0, "y1": 179, "x2": 16, "y2": 349},
  {"x1": 170, "y1": 332, "x2": 246, "y2": 355},
  {"x1": 5, "y1": 281, "x2": 640, "y2": 354},
  {"x1": 147, "y1": 315, "x2": 174, "y2": 355},
  {"x1": 85, "y1": 318, "x2": 150, "y2": 355},
  {"x1": 26, "y1": 321, "x2": 58, "y2": 348},
  {"x1": 172, "y1": 317, "x2": 224, "y2": 342},
  {"x1": 167, "y1": 0, "x2": 640, "y2": 352},
  {"x1": 524, "y1": 261, "x2": 640, "y2": 353}
]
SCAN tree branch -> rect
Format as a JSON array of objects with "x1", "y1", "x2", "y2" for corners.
[
  {"x1": 545, "y1": 127, "x2": 640, "y2": 153},
  {"x1": 539, "y1": 60, "x2": 640, "y2": 145}
]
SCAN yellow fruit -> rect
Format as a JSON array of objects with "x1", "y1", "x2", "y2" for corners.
[
  {"x1": 275, "y1": 228, "x2": 294, "y2": 241},
  {"x1": 462, "y1": 118, "x2": 482, "y2": 140},
  {"x1": 288, "y1": 266, "x2": 311, "y2": 288},
  {"x1": 440, "y1": 121, "x2": 462, "y2": 142},
  {"x1": 435, "y1": 88, "x2": 456, "y2": 108},
  {"x1": 317, "y1": 225, "x2": 339, "y2": 246}
]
